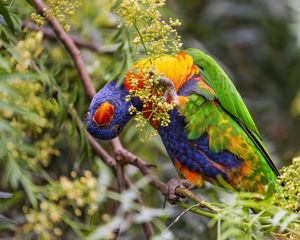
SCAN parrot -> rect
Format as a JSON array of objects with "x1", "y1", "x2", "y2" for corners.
[{"x1": 84, "y1": 48, "x2": 279, "y2": 196}]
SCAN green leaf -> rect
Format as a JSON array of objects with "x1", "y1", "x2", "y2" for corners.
[
  {"x1": 0, "y1": 28, "x2": 8, "y2": 42},
  {"x1": 264, "y1": 182, "x2": 275, "y2": 200},
  {"x1": 111, "y1": 27, "x2": 124, "y2": 42},
  {"x1": 0, "y1": 191, "x2": 22, "y2": 212},
  {"x1": 0, "y1": 55, "x2": 10, "y2": 70},
  {"x1": 0, "y1": 72, "x2": 35, "y2": 80},
  {"x1": 0, "y1": 1, "x2": 15, "y2": 33},
  {"x1": 25, "y1": 0, "x2": 33, "y2": 6},
  {"x1": 10, "y1": 13, "x2": 21, "y2": 32},
  {"x1": 0, "y1": 102, "x2": 44, "y2": 124}
]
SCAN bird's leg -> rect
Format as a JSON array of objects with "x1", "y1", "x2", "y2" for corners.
[
  {"x1": 157, "y1": 77, "x2": 178, "y2": 105},
  {"x1": 163, "y1": 178, "x2": 195, "y2": 204}
]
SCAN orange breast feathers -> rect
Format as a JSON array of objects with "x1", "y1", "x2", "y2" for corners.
[
  {"x1": 123, "y1": 52, "x2": 199, "y2": 92},
  {"x1": 175, "y1": 160, "x2": 204, "y2": 187}
]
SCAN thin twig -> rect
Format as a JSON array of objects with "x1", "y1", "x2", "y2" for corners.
[
  {"x1": 74, "y1": 114, "x2": 116, "y2": 168},
  {"x1": 177, "y1": 202, "x2": 216, "y2": 218},
  {"x1": 109, "y1": 162, "x2": 126, "y2": 240},
  {"x1": 124, "y1": 172, "x2": 154, "y2": 239},
  {"x1": 112, "y1": 146, "x2": 166, "y2": 193},
  {"x1": 176, "y1": 188, "x2": 220, "y2": 212},
  {"x1": 30, "y1": 2, "x2": 138, "y2": 239},
  {"x1": 9, "y1": 0, "x2": 15, "y2": 9},
  {"x1": 31, "y1": 1, "x2": 219, "y2": 238},
  {"x1": 112, "y1": 146, "x2": 220, "y2": 213},
  {"x1": 110, "y1": 139, "x2": 153, "y2": 239},
  {"x1": 22, "y1": 21, "x2": 116, "y2": 55},
  {"x1": 74, "y1": 112, "x2": 154, "y2": 239},
  {"x1": 110, "y1": 140, "x2": 126, "y2": 239},
  {"x1": 164, "y1": 203, "x2": 200, "y2": 233},
  {"x1": 31, "y1": 1, "x2": 154, "y2": 237},
  {"x1": 32, "y1": 0, "x2": 96, "y2": 100}
]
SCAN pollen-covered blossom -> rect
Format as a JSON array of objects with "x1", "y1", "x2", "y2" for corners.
[
  {"x1": 125, "y1": 68, "x2": 175, "y2": 139},
  {"x1": 276, "y1": 157, "x2": 300, "y2": 211},
  {"x1": 117, "y1": 0, "x2": 182, "y2": 56},
  {"x1": 117, "y1": 0, "x2": 181, "y2": 138},
  {"x1": 31, "y1": 0, "x2": 81, "y2": 31},
  {"x1": 22, "y1": 172, "x2": 101, "y2": 238}
]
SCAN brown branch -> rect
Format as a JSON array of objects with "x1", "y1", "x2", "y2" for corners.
[
  {"x1": 135, "y1": 198, "x2": 154, "y2": 239},
  {"x1": 113, "y1": 145, "x2": 166, "y2": 193},
  {"x1": 31, "y1": 1, "x2": 219, "y2": 238},
  {"x1": 123, "y1": 171, "x2": 154, "y2": 239},
  {"x1": 31, "y1": 0, "x2": 96, "y2": 100},
  {"x1": 31, "y1": 1, "x2": 154, "y2": 238},
  {"x1": 109, "y1": 140, "x2": 154, "y2": 239},
  {"x1": 74, "y1": 114, "x2": 155, "y2": 239},
  {"x1": 22, "y1": 21, "x2": 116, "y2": 55},
  {"x1": 110, "y1": 143, "x2": 126, "y2": 240},
  {"x1": 110, "y1": 162, "x2": 125, "y2": 240},
  {"x1": 76, "y1": 115, "x2": 218, "y2": 212},
  {"x1": 111, "y1": 144, "x2": 220, "y2": 212}
]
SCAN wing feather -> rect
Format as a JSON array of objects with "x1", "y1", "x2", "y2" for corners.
[{"x1": 184, "y1": 48, "x2": 279, "y2": 175}]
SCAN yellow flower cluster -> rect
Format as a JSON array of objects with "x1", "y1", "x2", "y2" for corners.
[
  {"x1": 124, "y1": 52, "x2": 197, "y2": 138},
  {"x1": 276, "y1": 157, "x2": 300, "y2": 211},
  {"x1": 93, "y1": 0, "x2": 118, "y2": 27},
  {"x1": 117, "y1": 0, "x2": 182, "y2": 56},
  {"x1": 13, "y1": 31, "x2": 43, "y2": 73},
  {"x1": 22, "y1": 171, "x2": 100, "y2": 238},
  {"x1": 116, "y1": 0, "x2": 183, "y2": 138},
  {"x1": 125, "y1": 67, "x2": 175, "y2": 139},
  {"x1": 1, "y1": 80, "x2": 59, "y2": 167},
  {"x1": 57, "y1": 171, "x2": 99, "y2": 216},
  {"x1": 31, "y1": 13, "x2": 45, "y2": 26},
  {"x1": 23, "y1": 202, "x2": 62, "y2": 239},
  {"x1": 31, "y1": 0, "x2": 81, "y2": 31}
]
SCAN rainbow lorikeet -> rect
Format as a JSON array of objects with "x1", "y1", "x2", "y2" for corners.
[{"x1": 84, "y1": 48, "x2": 279, "y2": 194}]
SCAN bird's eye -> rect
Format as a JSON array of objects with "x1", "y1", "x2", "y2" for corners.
[
  {"x1": 84, "y1": 112, "x2": 90, "y2": 120},
  {"x1": 93, "y1": 102, "x2": 114, "y2": 127},
  {"x1": 112, "y1": 124, "x2": 122, "y2": 134}
]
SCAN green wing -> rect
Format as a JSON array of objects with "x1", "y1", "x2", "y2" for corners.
[{"x1": 184, "y1": 48, "x2": 279, "y2": 176}]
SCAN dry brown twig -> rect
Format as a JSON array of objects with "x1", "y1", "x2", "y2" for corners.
[
  {"x1": 31, "y1": 0, "x2": 217, "y2": 238},
  {"x1": 22, "y1": 21, "x2": 116, "y2": 55},
  {"x1": 31, "y1": 0, "x2": 96, "y2": 100},
  {"x1": 31, "y1": 0, "x2": 153, "y2": 238}
]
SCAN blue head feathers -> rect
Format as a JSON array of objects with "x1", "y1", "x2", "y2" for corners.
[{"x1": 84, "y1": 80, "x2": 136, "y2": 140}]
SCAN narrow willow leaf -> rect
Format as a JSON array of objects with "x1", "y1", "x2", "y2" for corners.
[
  {"x1": 0, "y1": 191, "x2": 22, "y2": 212},
  {"x1": 25, "y1": 0, "x2": 33, "y2": 6},
  {"x1": 0, "y1": 2, "x2": 14, "y2": 33}
]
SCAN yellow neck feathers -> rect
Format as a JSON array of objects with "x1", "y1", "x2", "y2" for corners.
[{"x1": 127, "y1": 52, "x2": 199, "y2": 91}]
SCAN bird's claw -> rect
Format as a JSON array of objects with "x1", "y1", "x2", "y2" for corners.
[
  {"x1": 157, "y1": 76, "x2": 178, "y2": 105},
  {"x1": 163, "y1": 178, "x2": 195, "y2": 204}
]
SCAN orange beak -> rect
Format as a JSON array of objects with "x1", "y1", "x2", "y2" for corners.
[{"x1": 93, "y1": 102, "x2": 114, "y2": 126}]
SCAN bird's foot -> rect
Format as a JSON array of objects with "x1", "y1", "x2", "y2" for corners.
[
  {"x1": 157, "y1": 76, "x2": 178, "y2": 104},
  {"x1": 163, "y1": 178, "x2": 195, "y2": 204}
]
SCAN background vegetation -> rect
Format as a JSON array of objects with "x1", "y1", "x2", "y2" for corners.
[{"x1": 0, "y1": 0, "x2": 300, "y2": 239}]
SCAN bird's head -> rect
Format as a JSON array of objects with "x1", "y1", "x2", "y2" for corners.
[
  {"x1": 85, "y1": 51, "x2": 200, "y2": 139},
  {"x1": 84, "y1": 80, "x2": 138, "y2": 140}
]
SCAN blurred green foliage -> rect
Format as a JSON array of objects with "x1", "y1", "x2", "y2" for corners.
[{"x1": 0, "y1": 0, "x2": 299, "y2": 239}]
